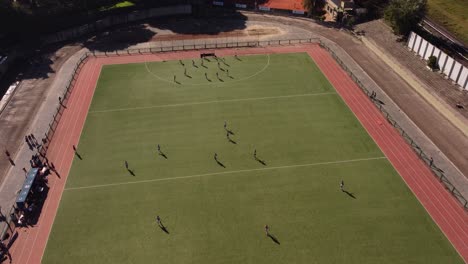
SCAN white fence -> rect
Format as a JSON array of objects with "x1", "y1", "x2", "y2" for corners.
[{"x1": 407, "y1": 32, "x2": 468, "y2": 90}]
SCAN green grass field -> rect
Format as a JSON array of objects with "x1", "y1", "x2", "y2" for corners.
[
  {"x1": 42, "y1": 53, "x2": 462, "y2": 263},
  {"x1": 427, "y1": 0, "x2": 468, "y2": 44}
]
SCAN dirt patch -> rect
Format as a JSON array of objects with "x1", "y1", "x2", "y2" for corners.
[
  {"x1": 152, "y1": 25, "x2": 284, "y2": 41},
  {"x1": 246, "y1": 25, "x2": 282, "y2": 36}
]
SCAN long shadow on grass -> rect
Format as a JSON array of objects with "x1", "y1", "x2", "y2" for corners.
[
  {"x1": 159, "y1": 225, "x2": 169, "y2": 234},
  {"x1": 343, "y1": 190, "x2": 356, "y2": 199},
  {"x1": 257, "y1": 159, "x2": 267, "y2": 166},
  {"x1": 74, "y1": 152, "x2": 82, "y2": 160},
  {"x1": 127, "y1": 169, "x2": 135, "y2": 176},
  {"x1": 267, "y1": 234, "x2": 280, "y2": 245},
  {"x1": 216, "y1": 160, "x2": 226, "y2": 168}
]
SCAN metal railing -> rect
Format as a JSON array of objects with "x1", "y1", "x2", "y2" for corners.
[
  {"x1": 1, "y1": 37, "x2": 466, "y2": 249},
  {"x1": 84, "y1": 37, "x2": 468, "y2": 210},
  {"x1": 0, "y1": 53, "x2": 89, "y2": 251},
  {"x1": 319, "y1": 42, "x2": 468, "y2": 210},
  {"x1": 87, "y1": 38, "x2": 321, "y2": 57}
]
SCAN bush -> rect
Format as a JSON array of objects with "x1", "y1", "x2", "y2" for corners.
[
  {"x1": 427, "y1": 55, "x2": 439, "y2": 70},
  {"x1": 384, "y1": 0, "x2": 426, "y2": 36}
]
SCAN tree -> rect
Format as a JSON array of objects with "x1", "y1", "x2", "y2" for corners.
[
  {"x1": 303, "y1": 0, "x2": 324, "y2": 15},
  {"x1": 384, "y1": 0, "x2": 426, "y2": 36},
  {"x1": 354, "y1": 0, "x2": 389, "y2": 18},
  {"x1": 427, "y1": 56, "x2": 439, "y2": 70}
]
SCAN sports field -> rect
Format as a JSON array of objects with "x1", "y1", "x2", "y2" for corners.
[{"x1": 42, "y1": 52, "x2": 462, "y2": 263}]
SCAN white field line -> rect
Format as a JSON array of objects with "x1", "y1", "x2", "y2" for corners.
[
  {"x1": 65, "y1": 156, "x2": 387, "y2": 191},
  {"x1": 88, "y1": 92, "x2": 337, "y2": 114}
]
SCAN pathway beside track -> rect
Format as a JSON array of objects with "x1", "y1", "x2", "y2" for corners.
[
  {"x1": 7, "y1": 44, "x2": 467, "y2": 263},
  {"x1": 305, "y1": 45, "x2": 468, "y2": 262}
]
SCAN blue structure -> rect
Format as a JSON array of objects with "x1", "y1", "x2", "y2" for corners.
[{"x1": 16, "y1": 168, "x2": 39, "y2": 209}]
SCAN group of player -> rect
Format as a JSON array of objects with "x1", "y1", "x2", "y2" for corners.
[
  {"x1": 173, "y1": 55, "x2": 235, "y2": 84},
  {"x1": 150, "y1": 121, "x2": 347, "y2": 239}
]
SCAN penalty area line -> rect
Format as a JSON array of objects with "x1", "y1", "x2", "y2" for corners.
[{"x1": 65, "y1": 156, "x2": 387, "y2": 191}]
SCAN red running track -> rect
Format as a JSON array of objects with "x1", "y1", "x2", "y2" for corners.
[
  {"x1": 7, "y1": 44, "x2": 467, "y2": 263},
  {"x1": 305, "y1": 45, "x2": 468, "y2": 262}
]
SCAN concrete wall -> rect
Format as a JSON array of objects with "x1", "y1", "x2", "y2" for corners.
[
  {"x1": 40, "y1": 5, "x2": 192, "y2": 46},
  {"x1": 407, "y1": 32, "x2": 468, "y2": 90}
]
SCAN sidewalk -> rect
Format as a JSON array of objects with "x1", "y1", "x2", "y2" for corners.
[
  {"x1": 0, "y1": 48, "x2": 89, "y2": 215},
  {"x1": 355, "y1": 20, "x2": 468, "y2": 120}
]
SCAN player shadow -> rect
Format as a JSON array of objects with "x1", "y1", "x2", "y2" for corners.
[
  {"x1": 4, "y1": 231, "x2": 18, "y2": 258},
  {"x1": 267, "y1": 234, "x2": 280, "y2": 245},
  {"x1": 8, "y1": 159, "x2": 15, "y2": 166},
  {"x1": 228, "y1": 138, "x2": 237, "y2": 145},
  {"x1": 127, "y1": 169, "x2": 136, "y2": 176},
  {"x1": 226, "y1": 130, "x2": 235, "y2": 135},
  {"x1": 256, "y1": 159, "x2": 267, "y2": 166},
  {"x1": 201, "y1": 64, "x2": 208, "y2": 69},
  {"x1": 50, "y1": 167, "x2": 61, "y2": 178},
  {"x1": 158, "y1": 225, "x2": 169, "y2": 234},
  {"x1": 218, "y1": 58, "x2": 230, "y2": 67},
  {"x1": 74, "y1": 152, "x2": 82, "y2": 160},
  {"x1": 343, "y1": 190, "x2": 356, "y2": 199},
  {"x1": 216, "y1": 160, "x2": 226, "y2": 168},
  {"x1": 27, "y1": 142, "x2": 33, "y2": 150},
  {"x1": 174, "y1": 80, "x2": 181, "y2": 85},
  {"x1": 377, "y1": 99, "x2": 385, "y2": 105},
  {"x1": 159, "y1": 153, "x2": 168, "y2": 159},
  {"x1": 218, "y1": 77, "x2": 224, "y2": 82},
  {"x1": 185, "y1": 74, "x2": 192, "y2": 79}
]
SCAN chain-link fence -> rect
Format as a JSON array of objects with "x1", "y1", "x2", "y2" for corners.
[
  {"x1": 87, "y1": 38, "x2": 321, "y2": 57},
  {"x1": 1, "y1": 38, "x2": 466, "y2": 250},
  {"x1": 0, "y1": 53, "x2": 89, "y2": 253},
  {"x1": 319, "y1": 42, "x2": 468, "y2": 210}
]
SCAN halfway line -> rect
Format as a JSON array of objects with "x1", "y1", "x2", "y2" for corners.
[
  {"x1": 65, "y1": 156, "x2": 386, "y2": 191},
  {"x1": 89, "y1": 92, "x2": 336, "y2": 114}
]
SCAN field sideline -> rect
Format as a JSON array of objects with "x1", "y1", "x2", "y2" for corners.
[{"x1": 8, "y1": 45, "x2": 467, "y2": 263}]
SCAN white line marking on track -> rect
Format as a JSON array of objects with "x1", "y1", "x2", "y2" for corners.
[
  {"x1": 64, "y1": 156, "x2": 387, "y2": 191},
  {"x1": 88, "y1": 92, "x2": 337, "y2": 113}
]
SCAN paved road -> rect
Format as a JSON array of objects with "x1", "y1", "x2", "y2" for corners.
[{"x1": 0, "y1": 45, "x2": 82, "y2": 186}]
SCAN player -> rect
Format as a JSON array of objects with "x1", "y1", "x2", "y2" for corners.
[
  {"x1": 125, "y1": 160, "x2": 129, "y2": 169},
  {"x1": 156, "y1": 215, "x2": 162, "y2": 227},
  {"x1": 264, "y1": 225, "x2": 270, "y2": 236},
  {"x1": 340, "y1": 180, "x2": 344, "y2": 192}
]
